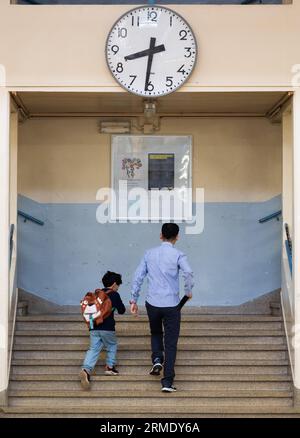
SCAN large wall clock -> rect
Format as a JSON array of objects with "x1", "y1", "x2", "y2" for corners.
[{"x1": 105, "y1": 5, "x2": 197, "y2": 97}]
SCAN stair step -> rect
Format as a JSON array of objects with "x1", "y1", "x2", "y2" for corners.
[
  {"x1": 10, "y1": 364, "x2": 289, "y2": 375},
  {"x1": 9, "y1": 380, "x2": 292, "y2": 392},
  {"x1": 15, "y1": 321, "x2": 284, "y2": 331},
  {"x1": 9, "y1": 373, "x2": 292, "y2": 382},
  {"x1": 14, "y1": 329, "x2": 285, "y2": 337},
  {"x1": 13, "y1": 344, "x2": 285, "y2": 353},
  {"x1": 12, "y1": 344, "x2": 287, "y2": 358},
  {"x1": 4, "y1": 405, "x2": 300, "y2": 416},
  {"x1": 17, "y1": 314, "x2": 283, "y2": 321},
  {"x1": 9, "y1": 389, "x2": 293, "y2": 399},
  {"x1": 13, "y1": 337, "x2": 285, "y2": 348},
  {"x1": 12, "y1": 350, "x2": 287, "y2": 361},
  {"x1": 11, "y1": 358, "x2": 290, "y2": 367},
  {"x1": 16, "y1": 314, "x2": 284, "y2": 322},
  {"x1": 2, "y1": 413, "x2": 300, "y2": 418},
  {"x1": 8, "y1": 397, "x2": 292, "y2": 409}
]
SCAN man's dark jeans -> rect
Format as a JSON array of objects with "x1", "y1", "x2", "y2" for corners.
[{"x1": 145, "y1": 301, "x2": 181, "y2": 388}]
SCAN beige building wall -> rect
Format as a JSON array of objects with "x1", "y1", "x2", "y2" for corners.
[
  {"x1": 18, "y1": 116, "x2": 282, "y2": 203},
  {"x1": 281, "y1": 104, "x2": 294, "y2": 374},
  {"x1": 0, "y1": 1, "x2": 298, "y2": 89},
  {"x1": 9, "y1": 108, "x2": 18, "y2": 303},
  {"x1": 282, "y1": 105, "x2": 293, "y2": 235}
]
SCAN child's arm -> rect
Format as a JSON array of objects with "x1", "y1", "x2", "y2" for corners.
[{"x1": 114, "y1": 293, "x2": 126, "y2": 315}]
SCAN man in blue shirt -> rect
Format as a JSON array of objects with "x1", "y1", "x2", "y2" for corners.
[{"x1": 130, "y1": 223, "x2": 194, "y2": 392}]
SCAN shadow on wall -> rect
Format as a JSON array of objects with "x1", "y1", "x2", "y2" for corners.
[{"x1": 17, "y1": 194, "x2": 282, "y2": 307}]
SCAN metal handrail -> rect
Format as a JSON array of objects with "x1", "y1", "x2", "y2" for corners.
[
  {"x1": 17, "y1": 210, "x2": 44, "y2": 226},
  {"x1": 284, "y1": 223, "x2": 292, "y2": 275},
  {"x1": 285, "y1": 223, "x2": 292, "y2": 254},
  {"x1": 285, "y1": 240, "x2": 293, "y2": 275},
  {"x1": 259, "y1": 210, "x2": 282, "y2": 223},
  {"x1": 9, "y1": 224, "x2": 15, "y2": 266},
  {"x1": 242, "y1": 0, "x2": 263, "y2": 4}
]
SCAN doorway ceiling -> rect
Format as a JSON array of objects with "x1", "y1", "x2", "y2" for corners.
[{"x1": 12, "y1": 91, "x2": 290, "y2": 118}]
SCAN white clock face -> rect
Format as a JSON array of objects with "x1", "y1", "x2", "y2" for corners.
[{"x1": 106, "y1": 6, "x2": 197, "y2": 97}]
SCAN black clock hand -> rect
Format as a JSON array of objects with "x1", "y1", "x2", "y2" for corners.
[
  {"x1": 144, "y1": 37, "x2": 156, "y2": 92},
  {"x1": 124, "y1": 43, "x2": 165, "y2": 61}
]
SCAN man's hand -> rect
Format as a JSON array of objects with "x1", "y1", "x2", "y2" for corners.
[
  {"x1": 186, "y1": 292, "x2": 193, "y2": 299},
  {"x1": 130, "y1": 302, "x2": 139, "y2": 316}
]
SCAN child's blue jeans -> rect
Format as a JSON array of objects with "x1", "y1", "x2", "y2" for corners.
[{"x1": 82, "y1": 330, "x2": 117, "y2": 373}]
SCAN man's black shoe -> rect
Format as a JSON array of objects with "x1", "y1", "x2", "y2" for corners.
[
  {"x1": 161, "y1": 385, "x2": 177, "y2": 393},
  {"x1": 149, "y1": 363, "x2": 163, "y2": 376}
]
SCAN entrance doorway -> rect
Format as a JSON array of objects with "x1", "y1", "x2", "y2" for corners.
[{"x1": 12, "y1": 90, "x2": 289, "y2": 310}]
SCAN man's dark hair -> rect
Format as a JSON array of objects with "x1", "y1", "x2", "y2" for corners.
[
  {"x1": 102, "y1": 271, "x2": 122, "y2": 288},
  {"x1": 161, "y1": 223, "x2": 179, "y2": 240}
]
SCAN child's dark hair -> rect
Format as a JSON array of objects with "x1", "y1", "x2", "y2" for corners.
[
  {"x1": 102, "y1": 271, "x2": 122, "y2": 288},
  {"x1": 161, "y1": 223, "x2": 179, "y2": 240}
]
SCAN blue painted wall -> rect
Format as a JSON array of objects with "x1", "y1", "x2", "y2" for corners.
[{"x1": 17, "y1": 194, "x2": 282, "y2": 306}]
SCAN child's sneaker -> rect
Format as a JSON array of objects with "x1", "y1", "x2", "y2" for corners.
[
  {"x1": 79, "y1": 369, "x2": 91, "y2": 390},
  {"x1": 105, "y1": 365, "x2": 119, "y2": 376}
]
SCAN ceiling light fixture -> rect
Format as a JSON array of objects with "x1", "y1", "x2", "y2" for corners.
[{"x1": 100, "y1": 121, "x2": 131, "y2": 134}]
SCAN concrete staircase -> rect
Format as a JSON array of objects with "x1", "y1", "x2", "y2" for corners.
[{"x1": 1, "y1": 313, "x2": 299, "y2": 417}]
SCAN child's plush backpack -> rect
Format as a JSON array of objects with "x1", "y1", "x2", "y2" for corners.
[{"x1": 80, "y1": 289, "x2": 113, "y2": 329}]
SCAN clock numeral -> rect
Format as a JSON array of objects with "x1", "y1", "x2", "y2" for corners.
[
  {"x1": 146, "y1": 81, "x2": 154, "y2": 92},
  {"x1": 118, "y1": 28, "x2": 128, "y2": 38},
  {"x1": 129, "y1": 75, "x2": 137, "y2": 86},
  {"x1": 179, "y1": 30, "x2": 188, "y2": 41},
  {"x1": 170, "y1": 16, "x2": 173, "y2": 27},
  {"x1": 177, "y1": 65, "x2": 186, "y2": 75},
  {"x1": 111, "y1": 45, "x2": 119, "y2": 55},
  {"x1": 147, "y1": 11, "x2": 158, "y2": 22},
  {"x1": 166, "y1": 76, "x2": 173, "y2": 87},
  {"x1": 131, "y1": 15, "x2": 140, "y2": 27},
  {"x1": 184, "y1": 47, "x2": 192, "y2": 58},
  {"x1": 116, "y1": 63, "x2": 124, "y2": 73}
]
